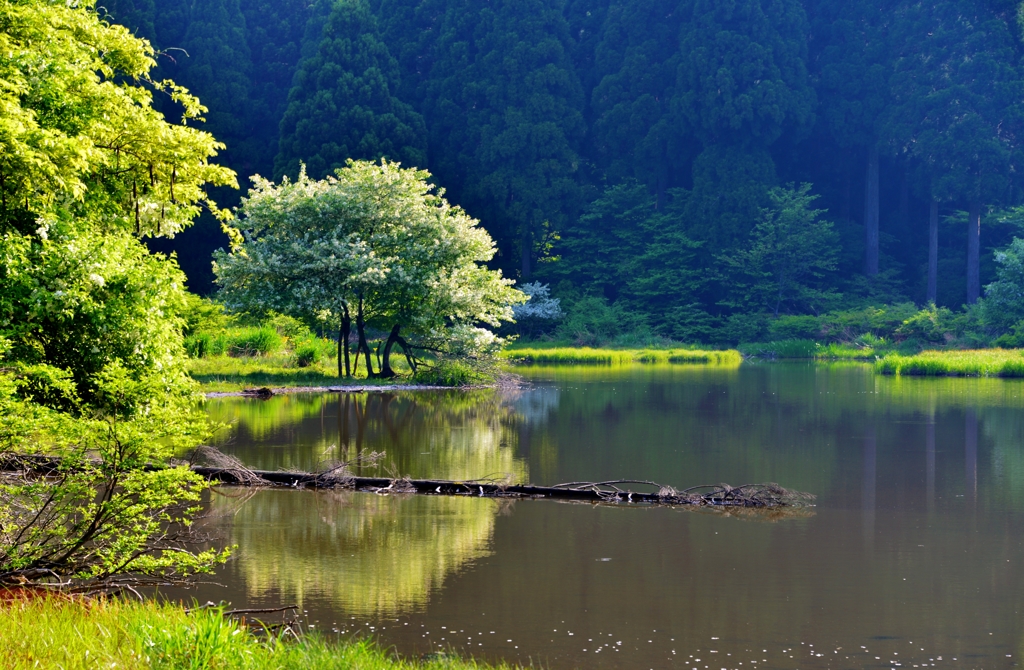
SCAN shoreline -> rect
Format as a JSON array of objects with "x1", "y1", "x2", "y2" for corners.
[{"x1": 204, "y1": 383, "x2": 491, "y2": 398}]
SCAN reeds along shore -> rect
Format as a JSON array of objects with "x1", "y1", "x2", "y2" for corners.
[
  {"x1": 875, "y1": 349, "x2": 1024, "y2": 377},
  {"x1": 0, "y1": 595, "x2": 510, "y2": 669},
  {"x1": 501, "y1": 347, "x2": 742, "y2": 366}
]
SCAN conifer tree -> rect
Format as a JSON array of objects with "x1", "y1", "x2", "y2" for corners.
[
  {"x1": 675, "y1": 0, "x2": 814, "y2": 247},
  {"x1": 809, "y1": 0, "x2": 895, "y2": 277},
  {"x1": 589, "y1": 0, "x2": 690, "y2": 199},
  {"x1": 180, "y1": 0, "x2": 256, "y2": 177},
  {"x1": 275, "y1": 0, "x2": 427, "y2": 181},
  {"x1": 886, "y1": 0, "x2": 1023, "y2": 304},
  {"x1": 240, "y1": 0, "x2": 320, "y2": 177},
  {"x1": 423, "y1": 0, "x2": 586, "y2": 279}
]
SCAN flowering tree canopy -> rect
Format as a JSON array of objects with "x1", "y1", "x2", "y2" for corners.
[{"x1": 215, "y1": 160, "x2": 525, "y2": 377}]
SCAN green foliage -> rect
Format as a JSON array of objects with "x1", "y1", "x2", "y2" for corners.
[
  {"x1": 226, "y1": 326, "x2": 283, "y2": 357},
  {"x1": 982, "y1": 237, "x2": 1024, "y2": 332},
  {"x1": 720, "y1": 184, "x2": 840, "y2": 316},
  {"x1": 876, "y1": 349, "x2": 1024, "y2": 377},
  {"x1": 503, "y1": 347, "x2": 741, "y2": 366},
  {"x1": 0, "y1": 596, "x2": 517, "y2": 669},
  {"x1": 216, "y1": 160, "x2": 525, "y2": 376},
  {"x1": 413, "y1": 359, "x2": 489, "y2": 387},
  {"x1": 0, "y1": 0, "x2": 233, "y2": 587},
  {"x1": 0, "y1": 0, "x2": 235, "y2": 235},
  {"x1": 294, "y1": 342, "x2": 324, "y2": 367},
  {"x1": 275, "y1": 0, "x2": 427, "y2": 180}
]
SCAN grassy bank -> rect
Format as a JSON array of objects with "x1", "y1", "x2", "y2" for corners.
[
  {"x1": 501, "y1": 346, "x2": 742, "y2": 366},
  {"x1": 0, "y1": 596, "x2": 509, "y2": 670},
  {"x1": 875, "y1": 349, "x2": 1024, "y2": 377}
]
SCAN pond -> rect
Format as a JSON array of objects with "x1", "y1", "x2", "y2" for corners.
[{"x1": 186, "y1": 363, "x2": 1024, "y2": 669}]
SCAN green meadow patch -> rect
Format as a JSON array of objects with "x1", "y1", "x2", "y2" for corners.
[
  {"x1": 875, "y1": 349, "x2": 1024, "y2": 377},
  {"x1": 501, "y1": 347, "x2": 742, "y2": 366},
  {"x1": 0, "y1": 595, "x2": 512, "y2": 670}
]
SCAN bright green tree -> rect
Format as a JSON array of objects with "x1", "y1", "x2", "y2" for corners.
[
  {"x1": 0, "y1": 0, "x2": 235, "y2": 235},
  {"x1": 275, "y1": 0, "x2": 427, "y2": 181},
  {"x1": 0, "y1": 0, "x2": 234, "y2": 586},
  {"x1": 215, "y1": 160, "x2": 524, "y2": 378}
]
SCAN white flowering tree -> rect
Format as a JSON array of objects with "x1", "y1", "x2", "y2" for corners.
[{"x1": 215, "y1": 160, "x2": 525, "y2": 378}]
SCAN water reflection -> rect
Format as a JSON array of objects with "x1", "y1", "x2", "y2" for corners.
[
  {"x1": 209, "y1": 390, "x2": 528, "y2": 482},
  {"x1": 194, "y1": 364, "x2": 1024, "y2": 668},
  {"x1": 209, "y1": 490, "x2": 498, "y2": 617}
]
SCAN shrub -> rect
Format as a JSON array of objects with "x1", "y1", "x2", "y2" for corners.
[
  {"x1": 227, "y1": 326, "x2": 283, "y2": 357},
  {"x1": 294, "y1": 342, "x2": 322, "y2": 367},
  {"x1": 184, "y1": 332, "x2": 213, "y2": 358},
  {"x1": 768, "y1": 315, "x2": 823, "y2": 341},
  {"x1": 414, "y1": 359, "x2": 487, "y2": 386}
]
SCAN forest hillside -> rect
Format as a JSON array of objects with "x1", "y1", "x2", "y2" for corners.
[{"x1": 107, "y1": 0, "x2": 1024, "y2": 345}]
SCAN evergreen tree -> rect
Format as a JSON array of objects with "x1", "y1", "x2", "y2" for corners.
[
  {"x1": 423, "y1": 0, "x2": 586, "y2": 279},
  {"x1": 589, "y1": 0, "x2": 690, "y2": 198},
  {"x1": 809, "y1": 0, "x2": 895, "y2": 277},
  {"x1": 101, "y1": 0, "x2": 156, "y2": 42},
  {"x1": 887, "y1": 0, "x2": 1023, "y2": 304},
  {"x1": 180, "y1": 0, "x2": 256, "y2": 177},
  {"x1": 674, "y1": 0, "x2": 813, "y2": 254},
  {"x1": 275, "y1": 0, "x2": 427, "y2": 180},
  {"x1": 240, "y1": 0, "x2": 319, "y2": 178}
]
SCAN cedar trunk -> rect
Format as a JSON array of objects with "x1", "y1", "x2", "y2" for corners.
[
  {"x1": 927, "y1": 200, "x2": 938, "y2": 304},
  {"x1": 967, "y1": 201, "x2": 981, "y2": 304},
  {"x1": 864, "y1": 146, "x2": 880, "y2": 277}
]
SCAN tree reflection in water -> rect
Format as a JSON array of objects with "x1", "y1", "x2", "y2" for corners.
[{"x1": 211, "y1": 490, "x2": 499, "y2": 616}]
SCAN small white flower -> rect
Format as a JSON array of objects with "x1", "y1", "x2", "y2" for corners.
[{"x1": 89, "y1": 273, "x2": 106, "y2": 287}]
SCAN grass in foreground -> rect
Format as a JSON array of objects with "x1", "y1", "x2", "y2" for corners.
[
  {"x1": 0, "y1": 595, "x2": 510, "y2": 670},
  {"x1": 875, "y1": 349, "x2": 1024, "y2": 377},
  {"x1": 501, "y1": 346, "x2": 741, "y2": 366}
]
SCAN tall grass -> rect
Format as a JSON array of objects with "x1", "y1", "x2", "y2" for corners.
[
  {"x1": 0, "y1": 595, "x2": 511, "y2": 670},
  {"x1": 502, "y1": 347, "x2": 741, "y2": 366},
  {"x1": 875, "y1": 349, "x2": 1024, "y2": 377},
  {"x1": 740, "y1": 339, "x2": 876, "y2": 360}
]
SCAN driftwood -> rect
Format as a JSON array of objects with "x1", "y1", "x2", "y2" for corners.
[
  {"x1": 0, "y1": 453, "x2": 815, "y2": 509},
  {"x1": 191, "y1": 467, "x2": 813, "y2": 508}
]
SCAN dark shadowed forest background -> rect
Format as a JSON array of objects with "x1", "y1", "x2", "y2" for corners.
[{"x1": 107, "y1": 0, "x2": 1024, "y2": 345}]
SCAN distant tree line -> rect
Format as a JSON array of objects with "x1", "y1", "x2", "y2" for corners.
[{"x1": 105, "y1": 0, "x2": 1024, "y2": 342}]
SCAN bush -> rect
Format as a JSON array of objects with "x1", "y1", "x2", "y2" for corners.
[
  {"x1": 554, "y1": 296, "x2": 649, "y2": 346},
  {"x1": 895, "y1": 305, "x2": 956, "y2": 344},
  {"x1": 768, "y1": 315, "x2": 823, "y2": 341},
  {"x1": 739, "y1": 339, "x2": 817, "y2": 358},
  {"x1": 227, "y1": 326, "x2": 283, "y2": 357},
  {"x1": 184, "y1": 332, "x2": 213, "y2": 358},
  {"x1": 414, "y1": 359, "x2": 487, "y2": 386}
]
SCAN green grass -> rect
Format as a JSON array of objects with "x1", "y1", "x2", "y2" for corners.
[
  {"x1": 740, "y1": 339, "x2": 876, "y2": 360},
  {"x1": 0, "y1": 595, "x2": 512, "y2": 669},
  {"x1": 501, "y1": 346, "x2": 742, "y2": 366},
  {"x1": 187, "y1": 354, "x2": 427, "y2": 392},
  {"x1": 875, "y1": 349, "x2": 1024, "y2": 377}
]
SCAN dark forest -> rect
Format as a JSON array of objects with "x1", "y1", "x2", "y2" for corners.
[{"x1": 108, "y1": 0, "x2": 1024, "y2": 344}]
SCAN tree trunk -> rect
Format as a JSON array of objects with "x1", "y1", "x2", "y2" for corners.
[
  {"x1": 521, "y1": 229, "x2": 532, "y2": 280},
  {"x1": 341, "y1": 306, "x2": 352, "y2": 377},
  {"x1": 864, "y1": 145, "x2": 880, "y2": 276},
  {"x1": 927, "y1": 200, "x2": 938, "y2": 304},
  {"x1": 396, "y1": 333, "x2": 417, "y2": 374},
  {"x1": 356, "y1": 295, "x2": 375, "y2": 377},
  {"x1": 967, "y1": 200, "x2": 981, "y2": 304},
  {"x1": 379, "y1": 324, "x2": 401, "y2": 378}
]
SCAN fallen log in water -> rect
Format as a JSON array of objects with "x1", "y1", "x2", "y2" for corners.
[
  {"x1": 0, "y1": 453, "x2": 814, "y2": 508},
  {"x1": 190, "y1": 466, "x2": 813, "y2": 508}
]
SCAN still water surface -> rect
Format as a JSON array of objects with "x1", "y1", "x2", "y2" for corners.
[{"x1": 190, "y1": 363, "x2": 1024, "y2": 669}]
